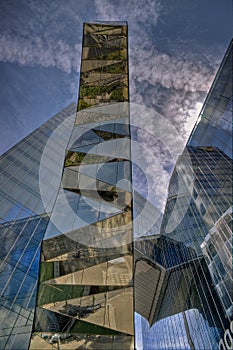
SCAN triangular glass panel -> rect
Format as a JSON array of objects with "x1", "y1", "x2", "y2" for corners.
[
  {"x1": 68, "y1": 129, "x2": 104, "y2": 150},
  {"x1": 64, "y1": 210, "x2": 132, "y2": 249},
  {"x1": 35, "y1": 288, "x2": 134, "y2": 335},
  {"x1": 93, "y1": 129, "x2": 128, "y2": 141},
  {"x1": 75, "y1": 161, "x2": 131, "y2": 188},
  {"x1": 45, "y1": 255, "x2": 132, "y2": 287},
  {"x1": 93, "y1": 121, "x2": 129, "y2": 136},
  {"x1": 65, "y1": 150, "x2": 114, "y2": 166}
]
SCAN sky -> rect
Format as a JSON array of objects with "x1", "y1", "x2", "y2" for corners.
[
  {"x1": 0, "y1": 0, "x2": 232, "y2": 211},
  {"x1": 0, "y1": 2, "x2": 232, "y2": 348}
]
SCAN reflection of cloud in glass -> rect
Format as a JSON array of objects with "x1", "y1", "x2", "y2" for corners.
[{"x1": 40, "y1": 102, "x2": 194, "y2": 246}]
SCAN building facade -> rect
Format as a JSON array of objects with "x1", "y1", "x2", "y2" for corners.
[
  {"x1": 0, "y1": 21, "x2": 232, "y2": 350},
  {"x1": 0, "y1": 104, "x2": 76, "y2": 349},
  {"x1": 29, "y1": 22, "x2": 134, "y2": 350},
  {"x1": 136, "y1": 40, "x2": 232, "y2": 350},
  {"x1": 1, "y1": 22, "x2": 135, "y2": 350}
]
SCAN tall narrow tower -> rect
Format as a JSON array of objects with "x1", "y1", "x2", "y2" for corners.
[{"x1": 29, "y1": 22, "x2": 134, "y2": 350}]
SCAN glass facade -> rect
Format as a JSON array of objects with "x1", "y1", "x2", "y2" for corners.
[
  {"x1": 135, "y1": 40, "x2": 232, "y2": 349},
  {"x1": 0, "y1": 22, "x2": 232, "y2": 350},
  {"x1": 28, "y1": 22, "x2": 134, "y2": 350},
  {"x1": 0, "y1": 104, "x2": 76, "y2": 349}
]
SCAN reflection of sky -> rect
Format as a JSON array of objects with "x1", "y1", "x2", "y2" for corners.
[
  {"x1": 135, "y1": 312, "x2": 143, "y2": 350},
  {"x1": 0, "y1": 2, "x2": 231, "y2": 348},
  {"x1": 0, "y1": 1, "x2": 231, "y2": 220},
  {"x1": 0, "y1": 216, "x2": 47, "y2": 309},
  {"x1": 0, "y1": 0, "x2": 231, "y2": 156},
  {"x1": 44, "y1": 190, "x2": 123, "y2": 240},
  {"x1": 136, "y1": 309, "x2": 222, "y2": 350},
  {"x1": 132, "y1": 163, "x2": 148, "y2": 200},
  {"x1": 1, "y1": 201, "x2": 35, "y2": 223}
]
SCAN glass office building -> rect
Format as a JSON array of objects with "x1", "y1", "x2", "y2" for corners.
[
  {"x1": 0, "y1": 21, "x2": 232, "y2": 350},
  {"x1": 29, "y1": 22, "x2": 134, "y2": 349},
  {"x1": 136, "y1": 40, "x2": 232, "y2": 349},
  {"x1": 0, "y1": 104, "x2": 77, "y2": 349},
  {"x1": 1, "y1": 22, "x2": 134, "y2": 350}
]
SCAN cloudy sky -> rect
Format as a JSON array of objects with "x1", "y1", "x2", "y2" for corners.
[{"x1": 0, "y1": 0, "x2": 232, "y2": 210}]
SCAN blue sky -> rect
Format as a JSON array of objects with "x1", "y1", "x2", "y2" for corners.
[
  {"x1": 0, "y1": 2, "x2": 231, "y2": 348},
  {"x1": 0, "y1": 0, "x2": 232, "y2": 210}
]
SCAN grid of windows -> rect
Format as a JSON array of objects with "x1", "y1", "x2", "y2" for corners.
[
  {"x1": 0, "y1": 25, "x2": 232, "y2": 350},
  {"x1": 136, "y1": 40, "x2": 232, "y2": 349},
  {"x1": 0, "y1": 104, "x2": 76, "y2": 349}
]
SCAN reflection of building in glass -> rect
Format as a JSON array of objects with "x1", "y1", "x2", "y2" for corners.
[
  {"x1": 136, "y1": 40, "x2": 232, "y2": 349},
  {"x1": 29, "y1": 22, "x2": 134, "y2": 350},
  {"x1": 0, "y1": 105, "x2": 76, "y2": 349},
  {"x1": 161, "y1": 146, "x2": 232, "y2": 254},
  {"x1": 135, "y1": 234, "x2": 227, "y2": 349},
  {"x1": 0, "y1": 21, "x2": 232, "y2": 350},
  {"x1": 0, "y1": 22, "x2": 135, "y2": 350},
  {"x1": 201, "y1": 207, "x2": 232, "y2": 318}
]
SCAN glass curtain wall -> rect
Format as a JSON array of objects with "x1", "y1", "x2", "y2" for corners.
[
  {"x1": 136, "y1": 40, "x2": 232, "y2": 350},
  {"x1": 29, "y1": 22, "x2": 134, "y2": 350},
  {"x1": 0, "y1": 104, "x2": 76, "y2": 349}
]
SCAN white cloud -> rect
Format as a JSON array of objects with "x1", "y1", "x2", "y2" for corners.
[
  {"x1": 95, "y1": 0, "x2": 161, "y2": 28},
  {"x1": 128, "y1": 44, "x2": 219, "y2": 210},
  {"x1": 131, "y1": 49, "x2": 218, "y2": 92},
  {"x1": 130, "y1": 46, "x2": 219, "y2": 140},
  {"x1": 130, "y1": 103, "x2": 185, "y2": 211},
  {"x1": 0, "y1": 0, "x2": 89, "y2": 73},
  {"x1": 0, "y1": 0, "x2": 222, "y2": 210},
  {"x1": 0, "y1": 33, "x2": 81, "y2": 73}
]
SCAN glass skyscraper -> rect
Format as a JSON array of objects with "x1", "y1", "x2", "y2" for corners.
[
  {"x1": 0, "y1": 104, "x2": 77, "y2": 349},
  {"x1": 29, "y1": 21, "x2": 134, "y2": 350},
  {"x1": 1, "y1": 22, "x2": 135, "y2": 350},
  {"x1": 0, "y1": 22, "x2": 232, "y2": 350},
  {"x1": 136, "y1": 39, "x2": 232, "y2": 350}
]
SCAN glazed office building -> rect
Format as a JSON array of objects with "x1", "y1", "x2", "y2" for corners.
[
  {"x1": 0, "y1": 104, "x2": 76, "y2": 349},
  {"x1": 0, "y1": 22, "x2": 232, "y2": 350},
  {"x1": 135, "y1": 40, "x2": 232, "y2": 350},
  {"x1": 0, "y1": 22, "x2": 134, "y2": 349}
]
